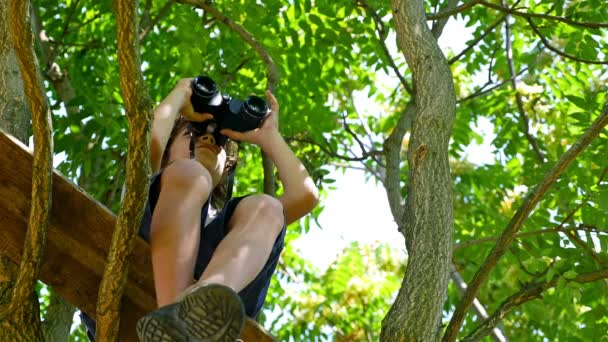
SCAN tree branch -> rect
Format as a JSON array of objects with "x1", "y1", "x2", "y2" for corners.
[
  {"x1": 462, "y1": 267, "x2": 608, "y2": 341},
  {"x1": 563, "y1": 230, "x2": 606, "y2": 267},
  {"x1": 502, "y1": 0, "x2": 546, "y2": 163},
  {"x1": 449, "y1": 16, "x2": 506, "y2": 65},
  {"x1": 96, "y1": 0, "x2": 154, "y2": 340},
  {"x1": 431, "y1": 0, "x2": 460, "y2": 39},
  {"x1": 526, "y1": 18, "x2": 608, "y2": 65},
  {"x1": 426, "y1": 0, "x2": 483, "y2": 20},
  {"x1": 31, "y1": 6, "x2": 80, "y2": 117},
  {"x1": 443, "y1": 99, "x2": 608, "y2": 341},
  {"x1": 480, "y1": 0, "x2": 608, "y2": 29},
  {"x1": 457, "y1": 68, "x2": 527, "y2": 103},
  {"x1": 449, "y1": 264, "x2": 508, "y2": 342},
  {"x1": 356, "y1": 0, "x2": 413, "y2": 95},
  {"x1": 455, "y1": 224, "x2": 605, "y2": 251},
  {"x1": 8, "y1": 0, "x2": 54, "y2": 312},
  {"x1": 140, "y1": 0, "x2": 175, "y2": 41},
  {"x1": 382, "y1": 103, "x2": 415, "y2": 225},
  {"x1": 177, "y1": 0, "x2": 279, "y2": 195},
  {"x1": 285, "y1": 136, "x2": 383, "y2": 162}
]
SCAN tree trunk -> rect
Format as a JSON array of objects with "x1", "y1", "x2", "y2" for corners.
[
  {"x1": 42, "y1": 288, "x2": 76, "y2": 342},
  {"x1": 0, "y1": 0, "x2": 30, "y2": 142},
  {"x1": 381, "y1": 0, "x2": 456, "y2": 340}
]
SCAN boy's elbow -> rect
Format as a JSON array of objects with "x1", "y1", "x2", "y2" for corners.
[{"x1": 303, "y1": 185, "x2": 320, "y2": 212}]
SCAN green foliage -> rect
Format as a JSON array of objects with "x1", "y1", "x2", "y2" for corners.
[
  {"x1": 262, "y1": 239, "x2": 405, "y2": 341},
  {"x1": 32, "y1": 0, "x2": 608, "y2": 340}
]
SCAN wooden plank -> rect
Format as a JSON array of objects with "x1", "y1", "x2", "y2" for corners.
[{"x1": 0, "y1": 131, "x2": 277, "y2": 341}]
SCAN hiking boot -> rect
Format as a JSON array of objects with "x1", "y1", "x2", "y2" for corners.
[{"x1": 136, "y1": 283, "x2": 245, "y2": 342}]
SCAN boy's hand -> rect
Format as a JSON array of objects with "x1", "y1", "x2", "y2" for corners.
[
  {"x1": 220, "y1": 90, "x2": 280, "y2": 149},
  {"x1": 175, "y1": 78, "x2": 213, "y2": 122}
]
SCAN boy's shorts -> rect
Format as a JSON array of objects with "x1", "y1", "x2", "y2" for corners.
[{"x1": 81, "y1": 171, "x2": 286, "y2": 340}]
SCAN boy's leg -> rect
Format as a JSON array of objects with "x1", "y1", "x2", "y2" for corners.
[
  {"x1": 196, "y1": 194, "x2": 285, "y2": 293},
  {"x1": 149, "y1": 159, "x2": 212, "y2": 307}
]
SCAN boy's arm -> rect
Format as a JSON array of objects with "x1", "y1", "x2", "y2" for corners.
[
  {"x1": 261, "y1": 132, "x2": 319, "y2": 225},
  {"x1": 150, "y1": 79, "x2": 211, "y2": 173},
  {"x1": 220, "y1": 90, "x2": 319, "y2": 225}
]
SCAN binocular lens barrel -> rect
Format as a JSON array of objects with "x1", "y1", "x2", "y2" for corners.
[
  {"x1": 193, "y1": 76, "x2": 218, "y2": 98},
  {"x1": 243, "y1": 96, "x2": 268, "y2": 118}
]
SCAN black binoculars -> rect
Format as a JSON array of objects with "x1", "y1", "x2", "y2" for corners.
[{"x1": 189, "y1": 75, "x2": 268, "y2": 141}]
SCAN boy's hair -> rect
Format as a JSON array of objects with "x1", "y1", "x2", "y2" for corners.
[{"x1": 161, "y1": 116, "x2": 239, "y2": 209}]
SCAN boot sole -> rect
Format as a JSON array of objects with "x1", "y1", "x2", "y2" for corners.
[{"x1": 137, "y1": 284, "x2": 245, "y2": 342}]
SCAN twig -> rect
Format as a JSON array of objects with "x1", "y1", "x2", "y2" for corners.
[
  {"x1": 449, "y1": 14, "x2": 507, "y2": 65},
  {"x1": 563, "y1": 230, "x2": 606, "y2": 266},
  {"x1": 462, "y1": 267, "x2": 608, "y2": 341},
  {"x1": 455, "y1": 225, "x2": 605, "y2": 250},
  {"x1": 426, "y1": 0, "x2": 484, "y2": 20},
  {"x1": 503, "y1": 0, "x2": 546, "y2": 163},
  {"x1": 457, "y1": 68, "x2": 527, "y2": 103},
  {"x1": 479, "y1": 0, "x2": 608, "y2": 29},
  {"x1": 527, "y1": 18, "x2": 608, "y2": 65},
  {"x1": 140, "y1": 0, "x2": 175, "y2": 41},
  {"x1": 443, "y1": 100, "x2": 608, "y2": 341},
  {"x1": 285, "y1": 136, "x2": 383, "y2": 162}
]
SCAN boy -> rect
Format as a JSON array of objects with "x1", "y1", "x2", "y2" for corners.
[{"x1": 135, "y1": 78, "x2": 319, "y2": 341}]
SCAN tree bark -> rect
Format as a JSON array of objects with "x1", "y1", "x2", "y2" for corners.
[
  {"x1": 380, "y1": 0, "x2": 456, "y2": 341},
  {"x1": 0, "y1": 1, "x2": 46, "y2": 341},
  {"x1": 95, "y1": 0, "x2": 153, "y2": 339}
]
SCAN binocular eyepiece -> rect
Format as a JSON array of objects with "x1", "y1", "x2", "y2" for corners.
[{"x1": 189, "y1": 75, "x2": 268, "y2": 144}]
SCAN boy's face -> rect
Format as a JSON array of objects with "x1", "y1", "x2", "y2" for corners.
[{"x1": 168, "y1": 126, "x2": 227, "y2": 187}]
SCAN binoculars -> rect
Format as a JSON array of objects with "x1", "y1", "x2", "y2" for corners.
[{"x1": 189, "y1": 75, "x2": 268, "y2": 142}]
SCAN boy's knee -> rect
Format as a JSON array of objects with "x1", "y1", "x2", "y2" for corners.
[
  {"x1": 162, "y1": 159, "x2": 213, "y2": 197},
  {"x1": 234, "y1": 195, "x2": 284, "y2": 233}
]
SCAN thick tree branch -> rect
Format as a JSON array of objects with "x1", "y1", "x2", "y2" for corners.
[
  {"x1": 443, "y1": 100, "x2": 608, "y2": 341},
  {"x1": 8, "y1": 0, "x2": 53, "y2": 312},
  {"x1": 177, "y1": 0, "x2": 279, "y2": 195},
  {"x1": 356, "y1": 0, "x2": 413, "y2": 95},
  {"x1": 527, "y1": 18, "x2": 608, "y2": 65},
  {"x1": 96, "y1": 0, "x2": 154, "y2": 340},
  {"x1": 462, "y1": 267, "x2": 608, "y2": 341},
  {"x1": 381, "y1": 0, "x2": 456, "y2": 340},
  {"x1": 502, "y1": 1, "x2": 546, "y2": 163}
]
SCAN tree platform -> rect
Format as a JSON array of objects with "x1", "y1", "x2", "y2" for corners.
[{"x1": 0, "y1": 131, "x2": 276, "y2": 341}]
